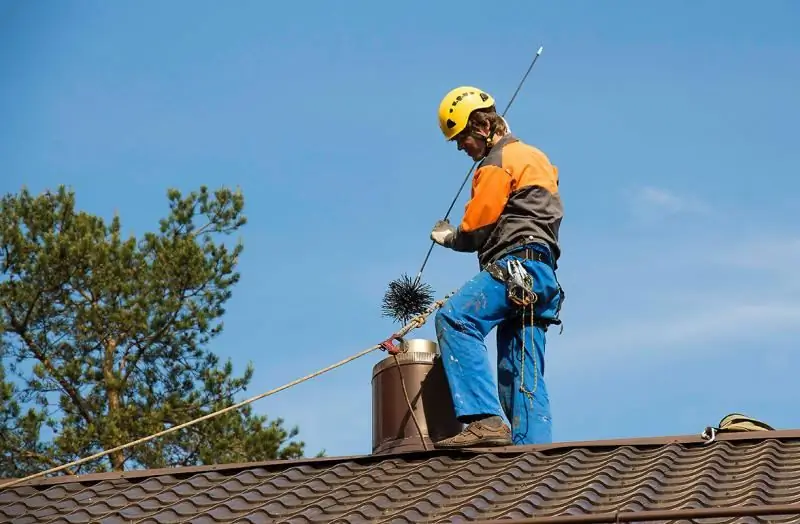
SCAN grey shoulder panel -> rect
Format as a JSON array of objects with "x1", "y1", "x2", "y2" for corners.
[{"x1": 479, "y1": 133, "x2": 517, "y2": 169}]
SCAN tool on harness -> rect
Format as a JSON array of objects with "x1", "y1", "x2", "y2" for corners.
[
  {"x1": 485, "y1": 255, "x2": 539, "y2": 308},
  {"x1": 505, "y1": 258, "x2": 536, "y2": 307}
]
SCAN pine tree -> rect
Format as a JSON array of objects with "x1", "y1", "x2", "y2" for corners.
[{"x1": 0, "y1": 185, "x2": 307, "y2": 477}]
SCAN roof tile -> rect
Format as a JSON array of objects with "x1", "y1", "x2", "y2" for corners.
[{"x1": 5, "y1": 434, "x2": 800, "y2": 523}]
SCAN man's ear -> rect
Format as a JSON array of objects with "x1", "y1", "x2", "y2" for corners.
[{"x1": 476, "y1": 121, "x2": 492, "y2": 137}]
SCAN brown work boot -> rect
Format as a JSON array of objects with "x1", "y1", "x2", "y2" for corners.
[{"x1": 433, "y1": 419, "x2": 512, "y2": 449}]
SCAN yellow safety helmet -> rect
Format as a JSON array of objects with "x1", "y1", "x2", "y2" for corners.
[{"x1": 437, "y1": 86, "x2": 496, "y2": 140}]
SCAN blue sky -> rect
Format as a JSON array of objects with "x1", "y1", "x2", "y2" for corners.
[{"x1": 2, "y1": 0, "x2": 799, "y2": 459}]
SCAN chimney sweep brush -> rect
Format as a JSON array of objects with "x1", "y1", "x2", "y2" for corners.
[
  {"x1": 380, "y1": 45, "x2": 545, "y2": 324},
  {"x1": 380, "y1": 273, "x2": 435, "y2": 325}
]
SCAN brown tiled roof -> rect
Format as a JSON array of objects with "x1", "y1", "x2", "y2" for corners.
[{"x1": 4, "y1": 430, "x2": 800, "y2": 523}]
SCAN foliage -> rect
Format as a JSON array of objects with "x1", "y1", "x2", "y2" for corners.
[{"x1": 0, "y1": 185, "x2": 308, "y2": 477}]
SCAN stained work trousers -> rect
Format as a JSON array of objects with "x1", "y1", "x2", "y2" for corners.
[{"x1": 435, "y1": 243, "x2": 563, "y2": 445}]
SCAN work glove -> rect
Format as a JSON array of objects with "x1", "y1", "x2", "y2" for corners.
[{"x1": 430, "y1": 219, "x2": 456, "y2": 248}]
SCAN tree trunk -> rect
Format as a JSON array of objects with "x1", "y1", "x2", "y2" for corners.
[{"x1": 103, "y1": 338, "x2": 125, "y2": 471}]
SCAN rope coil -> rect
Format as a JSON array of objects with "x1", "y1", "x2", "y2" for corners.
[{"x1": 0, "y1": 292, "x2": 453, "y2": 491}]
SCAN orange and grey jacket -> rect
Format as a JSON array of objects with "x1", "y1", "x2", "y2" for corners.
[{"x1": 449, "y1": 133, "x2": 563, "y2": 268}]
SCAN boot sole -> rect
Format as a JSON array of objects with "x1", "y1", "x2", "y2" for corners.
[{"x1": 433, "y1": 437, "x2": 511, "y2": 449}]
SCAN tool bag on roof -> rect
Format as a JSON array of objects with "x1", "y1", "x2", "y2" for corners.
[{"x1": 701, "y1": 412, "x2": 775, "y2": 443}]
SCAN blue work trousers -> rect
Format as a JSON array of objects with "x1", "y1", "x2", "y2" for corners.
[{"x1": 435, "y1": 243, "x2": 563, "y2": 445}]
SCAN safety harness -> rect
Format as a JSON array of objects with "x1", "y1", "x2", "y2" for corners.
[
  {"x1": 484, "y1": 244, "x2": 565, "y2": 405},
  {"x1": 485, "y1": 245, "x2": 564, "y2": 330},
  {"x1": 701, "y1": 413, "x2": 775, "y2": 444}
]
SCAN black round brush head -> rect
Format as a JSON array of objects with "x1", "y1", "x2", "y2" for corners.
[{"x1": 381, "y1": 273, "x2": 435, "y2": 324}]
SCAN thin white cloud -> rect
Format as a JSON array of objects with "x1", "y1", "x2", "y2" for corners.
[
  {"x1": 706, "y1": 235, "x2": 800, "y2": 278},
  {"x1": 629, "y1": 185, "x2": 716, "y2": 220},
  {"x1": 561, "y1": 301, "x2": 800, "y2": 357},
  {"x1": 549, "y1": 227, "x2": 800, "y2": 375}
]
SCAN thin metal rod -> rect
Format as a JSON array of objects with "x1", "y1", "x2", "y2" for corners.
[
  {"x1": 414, "y1": 45, "x2": 545, "y2": 284},
  {"x1": 472, "y1": 502, "x2": 800, "y2": 524}
]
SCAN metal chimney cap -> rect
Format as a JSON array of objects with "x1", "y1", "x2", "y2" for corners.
[
  {"x1": 399, "y1": 338, "x2": 438, "y2": 355},
  {"x1": 371, "y1": 338, "x2": 440, "y2": 378}
]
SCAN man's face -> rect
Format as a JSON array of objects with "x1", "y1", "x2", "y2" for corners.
[{"x1": 454, "y1": 122, "x2": 491, "y2": 161}]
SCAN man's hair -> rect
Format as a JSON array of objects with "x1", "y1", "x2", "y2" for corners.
[{"x1": 466, "y1": 106, "x2": 508, "y2": 136}]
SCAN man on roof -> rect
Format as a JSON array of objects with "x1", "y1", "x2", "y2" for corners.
[{"x1": 430, "y1": 86, "x2": 565, "y2": 448}]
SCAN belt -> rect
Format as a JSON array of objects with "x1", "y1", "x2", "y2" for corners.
[{"x1": 508, "y1": 247, "x2": 553, "y2": 267}]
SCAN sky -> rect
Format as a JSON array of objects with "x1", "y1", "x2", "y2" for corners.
[{"x1": 1, "y1": 0, "x2": 800, "y2": 460}]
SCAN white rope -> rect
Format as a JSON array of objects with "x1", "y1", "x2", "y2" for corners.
[{"x1": 0, "y1": 294, "x2": 451, "y2": 490}]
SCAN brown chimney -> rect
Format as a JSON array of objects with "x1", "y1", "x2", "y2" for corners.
[{"x1": 371, "y1": 338, "x2": 463, "y2": 454}]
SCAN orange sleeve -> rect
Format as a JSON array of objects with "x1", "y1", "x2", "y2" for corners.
[
  {"x1": 450, "y1": 165, "x2": 512, "y2": 253},
  {"x1": 459, "y1": 165, "x2": 512, "y2": 232}
]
